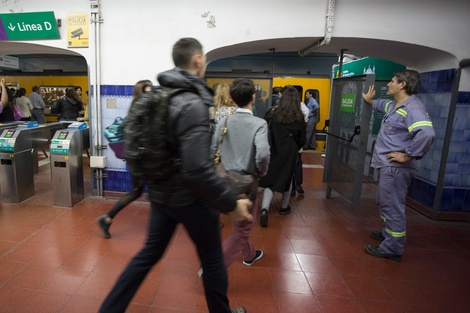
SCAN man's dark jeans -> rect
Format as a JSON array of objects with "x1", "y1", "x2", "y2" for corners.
[{"x1": 99, "y1": 200, "x2": 231, "y2": 313}]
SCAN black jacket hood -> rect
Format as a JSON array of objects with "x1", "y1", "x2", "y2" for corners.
[{"x1": 157, "y1": 67, "x2": 214, "y2": 107}]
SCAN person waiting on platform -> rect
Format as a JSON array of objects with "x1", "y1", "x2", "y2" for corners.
[
  {"x1": 56, "y1": 87, "x2": 86, "y2": 121},
  {"x1": 96, "y1": 79, "x2": 153, "y2": 238},
  {"x1": 14, "y1": 88, "x2": 33, "y2": 121},
  {"x1": 29, "y1": 85, "x2": 47, "y2": 124},
  {"x1": 0, "y1": 78, "x2": 16, "y2": 123},
  {"x1": 304, "y1": 90, "x2": 319, "y2": 150},
  {"x1": 271, "y1": 86, "x2": 282, "y2": 106},
  {"x1": 291, "y1": 97, "x2": 309, "y2": 197},
  {"x1": 259, "y1": 86, "x2": 306, "y2": 227}
]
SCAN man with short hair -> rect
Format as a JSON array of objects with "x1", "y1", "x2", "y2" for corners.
[
  {"x1": 362, "y1": 70, "x2": 435, "y2": 262},
  {"x1": 271, "y1": 86, "x2": 282, "y2": 106},
  {"x1": 211, "y1": 78, "x2": 270, "y2": 269},
  {"x1": 99, "y1": 38, "x2": 251, "y2": 313},
  {"x1": 29, "y1": 85, "x2": 46, "y2": 124}
]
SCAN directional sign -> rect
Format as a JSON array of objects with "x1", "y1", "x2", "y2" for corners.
[{"x1": 0, "y1": 11, "x2": 60, "y2": 40}]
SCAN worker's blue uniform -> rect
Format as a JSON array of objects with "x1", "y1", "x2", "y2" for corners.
[{"x1": 372, "y1": 96, "x2": 435, "y2": 255}]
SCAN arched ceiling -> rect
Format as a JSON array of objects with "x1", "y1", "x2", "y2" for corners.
[
  {"x1": 0, "y1": 37, "x2": 458, "y2": 73},
  {"x1": 0, "y1": 41, "x2": 82, "y2": 58},
  {"x1": 206, "y1": 37, "x2": 458, "y2": 72}
]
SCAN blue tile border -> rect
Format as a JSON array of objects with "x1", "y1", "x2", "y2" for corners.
[
  {"x1": 408, "y1": 177, "x2": 470, "y2": 212},
  {"x1": 100, "y1": 85, "x2": 134, "y2": 96},
  {"x1": 420, "y1": 69, "x2": 455, "y2": 93},
  {"x1": 458, "y1": 91, "x2": 470, "y2": 104}
]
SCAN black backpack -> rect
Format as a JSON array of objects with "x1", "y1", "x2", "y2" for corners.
[{"x1": 123, "y1": 86, "x2": 187, "y2": 183}]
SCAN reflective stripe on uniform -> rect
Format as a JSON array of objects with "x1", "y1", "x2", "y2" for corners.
[
  {"x1": 386, "y1": 228, "x2": 406, "y2": 238},
  {"x1": 396, "y1": 108, "x2": 407, "y2": 118},
  {"x1": 408, "y1": 121, "x2": 433, "y2": 132}
]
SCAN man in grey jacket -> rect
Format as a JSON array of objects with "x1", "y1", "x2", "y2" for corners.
[
  {"x1": 211, "y1": 78, "x2": 270, "y2": 269},
  {"x1": 99, "y1": 38, "x2": 251, "y2": 313},
  {"x1": 29, "y1": 85, "x2": 46, "y2": 124}
]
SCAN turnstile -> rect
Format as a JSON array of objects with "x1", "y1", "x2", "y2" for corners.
[
  {"x1": 0, "y1": 128, "x2": 35, "y2": 203},
  {"x1": 50, "y1": 123, "x2": 89, "y2": 207},
  {"x1": 30, "y1": 122, "x2": 73, "y2": 173}
]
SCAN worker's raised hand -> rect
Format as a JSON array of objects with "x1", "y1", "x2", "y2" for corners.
[{"x1": 362, "y1": 85, "x2": 376, "y2": 104}]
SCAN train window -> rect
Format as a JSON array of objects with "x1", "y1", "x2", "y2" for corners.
[
  {"x1": 6, "y1": 82, "x2": 19, "y2": 94},
  {"x1": 290, "y1": 85, "x2": 303, "y2": 99}
]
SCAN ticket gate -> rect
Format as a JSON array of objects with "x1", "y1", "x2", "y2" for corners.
[
  {"x1": 30, "y1": 122, "x2": 72, "y2": 173},
  {"x1": 0, "y1": 127, "x2": 35, "y2": 203},
  {"x1": 50, "y1": 123, "x2": 89, "y2": 207}
]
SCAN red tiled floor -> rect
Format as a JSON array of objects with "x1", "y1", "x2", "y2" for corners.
[{"x1": 1, "y1": 151, "x2": 470, "y2": 313}]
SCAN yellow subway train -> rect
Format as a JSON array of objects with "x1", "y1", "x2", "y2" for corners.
[
  {"x1": 2, "y1": 73, "x2": 88, "y2": 122},
  {"x1": 205, "y1": 72, "x2": 331, "y2": 149}
]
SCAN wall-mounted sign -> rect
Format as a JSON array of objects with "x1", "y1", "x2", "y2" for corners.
[
  {"x1": 0, "y1": 11, "x2": 60, "y2": 40},
  {"x1": 340, "y1": 93, "x2": 356, "y2": 113},
  {"x1": 333, "y1": 57, "x2": 406, "y2": 80},
  {"x1": 67, "y1": 14, "x2": 89, "y2": 48},
  {"x1": 0, "y1": 55, "x2": 19, "y2": 69}
]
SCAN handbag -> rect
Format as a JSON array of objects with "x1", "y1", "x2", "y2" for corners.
[
  {"x1": 13, "y1": 101, "x2": 25, "y2": 121},
  {"x1": 105, "y1": 117, "x2": 126, "y2": 159},
  {"x1": 214, "y1": 116, "x2": 258, "y2": 200},
  {"x1": 108, "y1": 141, "x2": 126, "y2": 159}
]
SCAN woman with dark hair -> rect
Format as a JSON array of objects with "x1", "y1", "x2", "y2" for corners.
[
  {"x1": 96, "y1": 79, "x2": 152, "y2": 238},
  {"x1": 15, "y1": 88, "x2": 33, "y2": 121},
  {"x1": 258, "y1": 86, "x2": 306, "y2": 227},
  {"x1": 56, "y1": 87, "x2": 86, "y2": 121}
]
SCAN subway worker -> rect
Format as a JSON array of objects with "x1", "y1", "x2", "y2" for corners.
[
  {"x1": 362, "y1": 70, "x2": 435, "y2": 262},
  {"x1": 99, "y1": 38, "x2": 251, "y2": 313}
]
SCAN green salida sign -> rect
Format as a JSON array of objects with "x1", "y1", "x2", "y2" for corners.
[
  {"x1": 340, "y1": 93, "x2": 355, "y2": 113},
  {"x1": 0, "y1": 11, "x2": 60, "y2": 40}
]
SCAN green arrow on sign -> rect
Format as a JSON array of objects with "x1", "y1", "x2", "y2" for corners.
[{"x1": 0, "y1": 11, "x2": 60, "y2": 40}]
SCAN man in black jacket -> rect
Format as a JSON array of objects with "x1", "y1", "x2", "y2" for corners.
[{"x1": 99, "y1": 38, "x2": 251, "y2": 313}]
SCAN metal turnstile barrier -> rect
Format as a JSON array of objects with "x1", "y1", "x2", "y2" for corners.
[
  {"x1": 30, "y1": 122, "x2": 73, "y2": 173},
  {"x1": 50, "y1": 123, "x2": 89, "y2": 207},
  {"x1": 0, "y1": 127, "x2": 35, "y2": 203}
]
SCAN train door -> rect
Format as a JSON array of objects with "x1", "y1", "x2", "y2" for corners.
[
  {"x1": 205, "y1": 76, "x2": 272, "y2": 119},
  {"x1": 273, "y1": 77, "x2": 330, "y2": 149}
]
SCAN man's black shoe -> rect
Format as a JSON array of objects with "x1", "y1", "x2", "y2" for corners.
[
  {"x1": 371, "y1": 230, "x2": 385, "y2": 241},
  {"x1": 97, "y1": 215, "x2": 111, "y2": 238},
  {"x1": 364, "y1": 245, "x2": 402, "y2": 262},
  {"x1": 296, "y1": 186, "x2": 305, "y2": 194},
  {"x1": 260, "y1": 209, "x2": 268, "y2": 227},
  {"x1": 279, "y1": 206, "x2": 292, "y2": 215}
]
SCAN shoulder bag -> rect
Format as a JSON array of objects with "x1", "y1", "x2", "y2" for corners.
[{"x1": 13, "y1": 99, "x2": 25, "y2": 121}]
